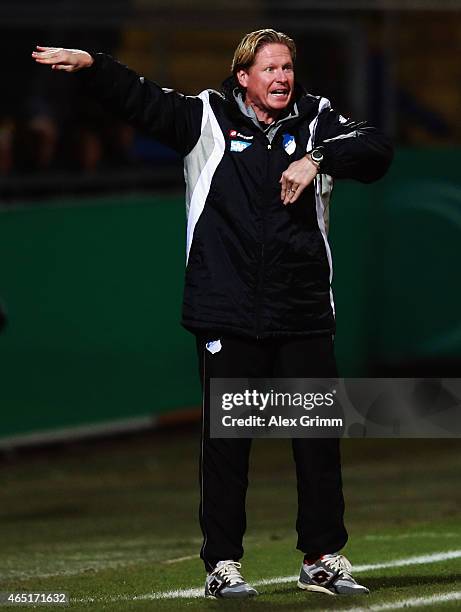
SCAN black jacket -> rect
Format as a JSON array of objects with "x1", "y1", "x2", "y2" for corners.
[{"x1": 83, "y1": 54, "x2": 393, "y2": 338}]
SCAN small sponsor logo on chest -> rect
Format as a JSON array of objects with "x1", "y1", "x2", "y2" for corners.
[
  {"x1": 230, "y1": 140, "x2": 252, "y2": 152},
  {"x1": 229, "y1": 129, "x2": 253, "y2": 141}
]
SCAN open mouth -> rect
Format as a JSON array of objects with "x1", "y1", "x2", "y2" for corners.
[{"x1": 269, "y1": 89, "x2": 290, "y2": 99}]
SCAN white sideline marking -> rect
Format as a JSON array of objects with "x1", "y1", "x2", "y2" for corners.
[
  {"x1": 0, "y1": 415, "x2": 157, "y2": 450},
  {"x1": 343, "y1": 590, "x2": 461, "y2": 611},
  {"x1": 351, "y1": 550, "x2": 461, "y2": 573},
  {"x1": 72, "y1": 549, "x2": 461, "y2": 602},
  {"x1": 162, "y1": 554, "x2": 197, "y2": 565},
  {"x1": 365, "y1": 532, "x2": 459, "y2": 541}
]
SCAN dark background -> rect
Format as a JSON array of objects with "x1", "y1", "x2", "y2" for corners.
[{"x1": 1, "y1": 0, "x2": 461, "y2": 442}]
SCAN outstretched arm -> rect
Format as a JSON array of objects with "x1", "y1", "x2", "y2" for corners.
[{"x1": 32, "y1": 46, "x2": 203, "y2": 156}]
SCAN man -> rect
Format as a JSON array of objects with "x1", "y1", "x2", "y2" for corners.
[{"x1": 33, "y1": 29, "x2": 393, "y2": 599}]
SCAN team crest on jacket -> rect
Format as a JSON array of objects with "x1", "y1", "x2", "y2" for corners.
[
  {"x1": 230, "y1": 140, "x2": 252, "y2": 153},
  {"x1": 283, "y1": 133, "x2": 296, "y2": 155}
]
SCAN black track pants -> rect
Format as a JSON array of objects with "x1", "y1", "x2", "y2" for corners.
[{"x1": 196, "y1": 334, "x2": 348, "y2": 572}]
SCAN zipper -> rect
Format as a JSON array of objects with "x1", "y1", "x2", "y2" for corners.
[{"x1": 255, "y1": 135, "x2": 272, "y2": 338}]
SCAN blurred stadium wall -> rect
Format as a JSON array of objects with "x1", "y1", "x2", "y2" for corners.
[{"x1": 1, "y1": 1, "x2": 460, "y2": 444}]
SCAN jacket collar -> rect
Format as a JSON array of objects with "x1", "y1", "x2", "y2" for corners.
[
  {"x1": 233, "y1": 89, "x2": 299, "y2": 130},
  {"x1": 233, "y1": 89, "x2": 300, "y2": 144}
]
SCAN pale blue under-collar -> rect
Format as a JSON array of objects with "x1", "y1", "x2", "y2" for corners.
[{"x1": 234, "y1": 89, "x2": 299, "y2": 143}]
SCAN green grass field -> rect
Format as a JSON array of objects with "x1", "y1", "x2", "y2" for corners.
[{"x1": 1, "y1": 429, "x2": 460, "y2": 611}]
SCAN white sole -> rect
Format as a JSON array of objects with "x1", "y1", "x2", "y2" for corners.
[
  {"x1": 297, "y1": 580, "x2": 335, "y2": 596},
  {"x1": 205, "y1": 591, "x2": 258, "y2": 599}
]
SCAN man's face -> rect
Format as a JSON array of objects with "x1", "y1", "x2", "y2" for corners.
[{"x1": 236, "y1": 43, "x2": 295, "y2": 121}]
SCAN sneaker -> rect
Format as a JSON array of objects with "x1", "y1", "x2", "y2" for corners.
[
  {"x1": 297, "y1": 553, "x2": 369, "y2": 595},
  {"x1": 205, "y1": 560, "x2": 258, "y2": 598}
]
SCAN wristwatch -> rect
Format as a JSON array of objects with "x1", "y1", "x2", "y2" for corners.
[{"x1": 308, "y1": 147, "x2": 324, "y2": 168}]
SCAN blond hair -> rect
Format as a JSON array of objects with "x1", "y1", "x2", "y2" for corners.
[{"x1": 231, "y1": 29, "x2": 296, "y2": 76}]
